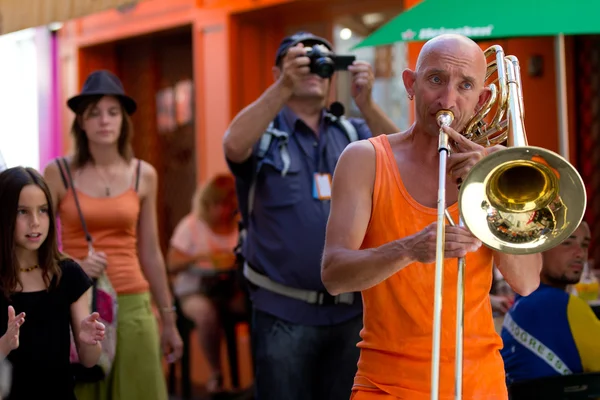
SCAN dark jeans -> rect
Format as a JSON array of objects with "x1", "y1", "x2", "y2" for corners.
[{"x1": 252, "y1": 308, "x2": 362, "y2": 400}]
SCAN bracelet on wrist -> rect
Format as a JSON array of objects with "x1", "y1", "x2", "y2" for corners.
[{"x1": 159, "y1": 305, "x2": 177, "y2": 314}]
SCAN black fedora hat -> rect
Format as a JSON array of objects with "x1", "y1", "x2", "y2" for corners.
[{"x1": 67, "y1": 70, "x2": 137, "y2": 115}]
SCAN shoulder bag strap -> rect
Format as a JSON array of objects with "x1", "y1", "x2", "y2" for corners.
[
  {"x1": 61, "y1": 158, "x2": 99, "y2": 308},
  {"x1": 61, "y1": 158, "x2": 94, "y2": 253}
]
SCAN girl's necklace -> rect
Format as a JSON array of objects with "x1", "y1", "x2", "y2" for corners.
[{"x1": 20, "y1": 264, "x2": 39, "y2": 272}]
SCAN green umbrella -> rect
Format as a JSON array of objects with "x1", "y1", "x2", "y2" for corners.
[
  {"x1": 354, "y1": 0, "x2": 600, "y2": 161},
  {"x1": 354, "y1": 0, "x2": 600, "y2": 48}
]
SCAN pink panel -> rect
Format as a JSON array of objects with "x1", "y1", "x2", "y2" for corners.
[{"x1": 36, "y1": 28, "x2": 62, "y2": 172}]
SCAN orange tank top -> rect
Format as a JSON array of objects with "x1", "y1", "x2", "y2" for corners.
[
  {"x1": 58, "y1": 180, "x2": 149, "y2": 295},
  {"x1": 353, "y1": 136, "x2": 507, "y2": 400}
]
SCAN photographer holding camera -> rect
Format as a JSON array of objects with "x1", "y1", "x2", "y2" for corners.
[{"x1": 223, "y1": 31, "x2": 399, "y2": 400}]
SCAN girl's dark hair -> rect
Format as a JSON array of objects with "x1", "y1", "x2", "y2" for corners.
[
  {"x1": 71, "y1": 95, "x2": 134, "y2": 168},
  {"x1": 0, "y1": 167, "x2": 63, "y2": 298}
]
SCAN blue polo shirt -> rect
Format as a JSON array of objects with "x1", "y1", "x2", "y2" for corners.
[
  {"x1": 500, "y1": 283, "x2": 600, "y2": 384},
  {"x1": 227, "y1": 105, "x2": 371, "y2": 326}
]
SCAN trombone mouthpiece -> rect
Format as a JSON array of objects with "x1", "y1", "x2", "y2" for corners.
[{"x1": 436, "y1": 110, "x2": 454, "y2": 128}]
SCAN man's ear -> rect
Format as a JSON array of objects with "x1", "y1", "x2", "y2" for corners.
[
  {"x1": 476, "y1": 86, "x2": 492, "y2": 112},
  {"x1": 402, "y1": 69, "x2": 416, "y2": 99},
  {"x1": 272, "y1": 66, "x2": 281, "y2": 82}
]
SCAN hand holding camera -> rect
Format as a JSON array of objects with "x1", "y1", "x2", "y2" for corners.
[
  {"x1": 348, "y1": 61, "x2": 375, "y2": 108},
  {"x1": 303, "y1": 44, "x2": 356, "y2": 79},
  {"x1": 279, "y1": 42, "x2": 358, "y2": 91},
  {"x1": 279, "y1": 43, "x2": 312, "y2": 91}
]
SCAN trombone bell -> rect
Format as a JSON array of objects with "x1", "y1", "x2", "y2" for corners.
[
  {"x1": 457, "y1": 46, "x2": 586, "y2": 256},
  {"x1": 485, "y1": 159, "x2": 559, "y2": 213},
  {"x1": 459, "y1": 146, "x2": 585, "y2": 254}
]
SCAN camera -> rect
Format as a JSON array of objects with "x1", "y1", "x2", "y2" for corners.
[{"x1": 304, "y1": 45, "x2": 356, "y2": 79}]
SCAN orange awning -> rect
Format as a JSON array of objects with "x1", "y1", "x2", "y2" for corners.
[{"x1": 0, "y1": 0, "x2": 145, "y2": 35}]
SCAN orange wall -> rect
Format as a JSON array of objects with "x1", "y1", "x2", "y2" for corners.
[{"x1": 194, "y1": 8, "x2": 233, "y2": 181}]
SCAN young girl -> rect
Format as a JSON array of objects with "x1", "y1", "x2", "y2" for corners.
[
  {"x1": 0, "y1": 166, "x2": 105, "y2": 400},
  {"x1": 44, "y1": 69, "x2": 182, "y2": 399}
]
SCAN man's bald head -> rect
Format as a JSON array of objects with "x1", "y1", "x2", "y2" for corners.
[
  {"x1": 401, "y1": 33, "x2": 493, "y2": 137},
  {"x1": 416, "y1": 34, "x2": 487, "y2": 83}
]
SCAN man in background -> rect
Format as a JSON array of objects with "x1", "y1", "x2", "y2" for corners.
[
  {"x1": 501, "y1": 220, "x2": 600, "y2": 384},
  {"x1": 224, "y1": 31, "x2": 399, "y2": 400}
]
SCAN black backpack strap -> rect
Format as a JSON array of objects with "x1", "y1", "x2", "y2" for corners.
[
  {"x1": 247, "y1": 119, "x2": 290, "y2": 217},
  {"x1": 324, "y1": 112, "x2": 359, "y2": 143}
]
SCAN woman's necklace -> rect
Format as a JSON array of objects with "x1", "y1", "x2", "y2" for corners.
[
  {"x1": 20, "y1": 264, "x2": 39, "y2": 272},
  {"x1": 93, "y1": 164, "x2": 117, "y2": 197}
]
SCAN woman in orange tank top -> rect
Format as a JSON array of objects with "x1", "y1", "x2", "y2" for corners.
[
  {"x1": 321, "y1": 35, "x2": 542, "y2": 399},
  {"x1": 44, "y1": 70, "x2": 182, "y2": 400}
]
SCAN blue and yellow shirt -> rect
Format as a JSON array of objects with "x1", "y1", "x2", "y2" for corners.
[{"x1": 500, "y1": 283, "x2": 600, "y2": 384}]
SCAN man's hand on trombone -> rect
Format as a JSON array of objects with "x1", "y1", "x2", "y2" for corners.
[
  {"x1": 442, "y1": 125, "x2": 504, "y2": 186},
  {"x1": 408, "y1": 222, "x2": 482, "y2": 264}
]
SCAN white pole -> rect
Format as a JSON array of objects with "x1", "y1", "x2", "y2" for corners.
[{"x1": 554, "y1": 33, "x2": 570, "y2": 161}]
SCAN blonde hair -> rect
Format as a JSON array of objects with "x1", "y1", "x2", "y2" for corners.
[{"x1": 192, "y1": 173, "x2": 237, "y2": 222}]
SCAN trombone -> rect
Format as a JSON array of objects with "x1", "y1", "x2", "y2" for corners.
[{"x1": 431, "y1": 45, "x2": 587, "y2": 400}]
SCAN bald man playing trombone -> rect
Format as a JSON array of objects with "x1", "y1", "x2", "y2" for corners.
[{"x1": 321, "y1": 34, "x2": 543, "y2": 400}]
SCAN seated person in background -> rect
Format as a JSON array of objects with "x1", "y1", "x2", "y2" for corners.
[
  {"x1": 490, "y1": 294, "x2": 512, "y2": 315},
  {"x1": 491, "y1": 266, "x2": 515, "y2": 317},
  {"x1": 490, "y1": 266, "x2": 515, "y2": 334},
  {"x1": 167, "y1": 174, "x2": 242, "y2": 395},
  {"x1": 501, "y1": 220, "x2": 600, "y2": 385}
]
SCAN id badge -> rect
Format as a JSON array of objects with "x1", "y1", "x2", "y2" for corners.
[{"x1": 312, "y1": 173, "x2": 332, "y2": 200}]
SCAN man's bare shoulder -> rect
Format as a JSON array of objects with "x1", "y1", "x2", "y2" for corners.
[
  {"x1": 386, "y1": 131, "x2": 418, "y2": 165},
  {"x1": 341, "y1": 138, "x2": 374, "y2": 158},
  {"x1": 386, "y1": 130, "x2": 414, "y2": 149},
  {"x1": 334, "y1": 140, "x2": 376, "y2": 182},
  {"x1": 340, "y1": 132, "x2": 411, "y2": 167}
]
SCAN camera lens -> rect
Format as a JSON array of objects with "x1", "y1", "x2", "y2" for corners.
[{"x1": 314, "y1": 58, "x2": 334, "y2": 78}]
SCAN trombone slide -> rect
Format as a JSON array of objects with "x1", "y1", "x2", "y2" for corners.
[{"x1": 432, "y1": 111, "x2": 453, "y2": 400}]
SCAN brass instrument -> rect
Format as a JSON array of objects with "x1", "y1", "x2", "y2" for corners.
[{"x1": 431, "y1": 45, "x2": 586, "y2": 400}]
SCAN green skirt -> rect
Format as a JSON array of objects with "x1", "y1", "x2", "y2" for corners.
[{"x1": 74, "y1": 292, "x2": 168, "y2": 400}]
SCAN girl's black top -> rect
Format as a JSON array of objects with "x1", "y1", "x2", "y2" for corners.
[{"x1": 0, "y1": 259, "x2": 92, "y2": 400}]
